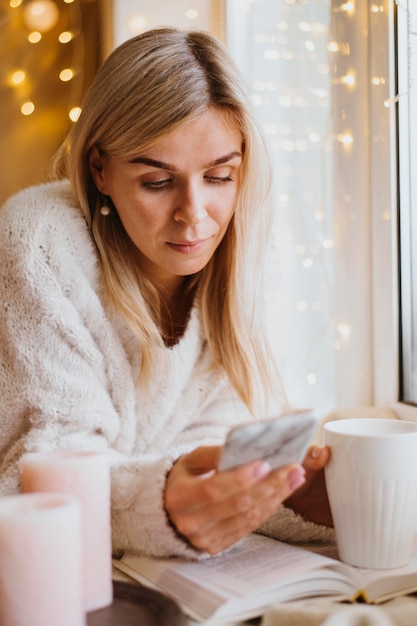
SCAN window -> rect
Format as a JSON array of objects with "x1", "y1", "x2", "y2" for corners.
[
  {"x1": 227, "y1": 0, "x2": 417, "y2": 419},
  {"x1": 397, "y1": 0, "x2": 417, "y2": 405}
]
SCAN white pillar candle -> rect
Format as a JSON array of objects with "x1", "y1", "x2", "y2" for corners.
[
  {"x1": 21, "y1": 450, "x2": 113, "y2": 612},
  {"x1": 0, "y1": 493, "x2": 85, "y2": 626}
]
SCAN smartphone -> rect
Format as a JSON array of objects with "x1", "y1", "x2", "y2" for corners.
[{"x1": 217, "y1": 409, "x2": 318, "y2": 472}]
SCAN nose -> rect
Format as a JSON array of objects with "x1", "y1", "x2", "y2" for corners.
[{"x1": 173, "y1": 181, "x2": 208, "y2": 226}]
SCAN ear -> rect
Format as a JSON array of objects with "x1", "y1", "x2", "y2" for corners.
[{"x1": 88, "y1": 146, "x2": 108, "y2": 193}]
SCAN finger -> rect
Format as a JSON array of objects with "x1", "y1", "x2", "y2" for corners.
[
  {"x1": 302, "y1": 445, "x2": 330, "y2": 471},
  {"x1": 187, "y1": 476, "x2": 298, "y2": 554},
  {"x1": 167, "y1": 457, "x2": 272, "y2": 515},
  {"x1": 171, "y1": 463, "x2": 305, "y2": 542}
]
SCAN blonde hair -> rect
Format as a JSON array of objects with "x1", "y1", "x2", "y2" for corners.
[{"x1": 52, "y1": 27, "x2": 276, "y2": 414}]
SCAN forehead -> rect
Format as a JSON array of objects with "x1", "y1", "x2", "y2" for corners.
[{"x1": 142, "y1": 108, "x2": 243, "y2": 157}]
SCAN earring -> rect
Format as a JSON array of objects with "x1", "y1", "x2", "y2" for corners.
[{"x1": 99, "y1": 195, "x2": 111, "y2": 216}]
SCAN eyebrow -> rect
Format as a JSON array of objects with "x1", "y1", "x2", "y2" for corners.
[{"x1": 127, "y1": 151, "x2": 242, "y2": 170}]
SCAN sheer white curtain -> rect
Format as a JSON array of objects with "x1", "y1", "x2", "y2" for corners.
[
  {"x1": 111, "y1": 0, "x2": 218, "y2": 47},
  {"x1": 227, "y1": 0, "x2": 372, "y2": 420},
  {"x1": 226, "y1": 0, "x2": 373, "y2": 416}
]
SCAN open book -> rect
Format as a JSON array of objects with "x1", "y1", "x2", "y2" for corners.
[{"x1": 113, "y1": 533, "x2": 417, "y2": 624}]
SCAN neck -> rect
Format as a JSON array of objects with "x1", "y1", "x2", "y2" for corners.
[{"x1": 159, "y1": 279, "x2": 196, "y2": 346}]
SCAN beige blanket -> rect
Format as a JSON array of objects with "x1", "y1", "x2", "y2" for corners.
[{"x1": 262, "y1": 596, "x2": 417, "y2": 626}]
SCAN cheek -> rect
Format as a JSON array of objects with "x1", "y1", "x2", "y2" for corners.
[
  {"x1": 112, "y1": 192, "x2": 162, "y2": 228},
  {"x1": 216, "y1": 193, "x2": 237, "y2": 227}
]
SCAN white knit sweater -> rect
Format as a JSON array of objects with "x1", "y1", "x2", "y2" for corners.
[{"x1": 0, "y1": 180, "x2": 333, "y2": 558}]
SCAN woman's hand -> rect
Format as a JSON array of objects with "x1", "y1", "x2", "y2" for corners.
[
  {"x1": 283, "y1": 445, "x2": 333, "y2": 527},
  {"x1": 164, "y1": 445, "x2": 306, "y2": 555}
]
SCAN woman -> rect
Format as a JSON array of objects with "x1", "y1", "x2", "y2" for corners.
[{"x1": 0, "y1": 28, "x2": 333, "y2": 558}]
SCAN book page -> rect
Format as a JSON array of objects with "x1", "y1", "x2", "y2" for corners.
[
  {"x1": 182, "y1": 534, "x2": 337, "y2": 594},
  {"x1": 119, "y1": 533, "x2": 346, "y2": 596},
  {"x1": 338, "y1": 550, "x2": 417, "y2": 603},
  {"x1": 115, "y1": 534, "x2": 355, "y2": 623}
]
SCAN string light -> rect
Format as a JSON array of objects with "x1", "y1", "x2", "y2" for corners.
[
  {"x1": 59, "y1": 31, "x2": 74, "y2": 44},
  {"x1": 340, "y1": 2, "x2": 355, "y2": 14},
  {"x1": 69, "y1": 106, "x2": 82, "y2": 122},
  {"x1": 28, "y1": 31, "x2": 42, "y2": 43},
  {"x1": 333, "y1": 73, "x2": 355, "y2": 86},
  {"x1": 20, "y1": 101, "x2": 35, "y2": 116},
  {"x1": 3, "y1": 0, "x2": 89, "y2": 151},
  {"x1": 337, "y1": 132, "x2": 354, "y2": 146},
  {"x1": 9, "y1": 70, "x2": 26, "y2": 85},
  {"x1": 23, "y1": 0, "x2": 60, "y2": 32},
  {"x1": 127, "y1": 14, "x2": 148, "y2": 35},
  {"x1": 185, "y1": 9, "x2": 199, "y2": 19},
  {"x1": 59, "y1": 68, "x2": 75, "y2": 82}
]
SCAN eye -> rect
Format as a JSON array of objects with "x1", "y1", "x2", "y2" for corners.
[
  {"x1": 141, "y1": 178, "x2": 172, "y2": 191},
  {"x1": 205, "y1": 175, "x2": 233, "y2": 185}
]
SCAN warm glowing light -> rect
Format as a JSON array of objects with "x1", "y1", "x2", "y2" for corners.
[
  {"x1": 371, "y1": 76, "x2": 386, "y2": 85},
  {"x1": 341, "y1": 72, "x2": 355, "y2": 87},
  {"x1": 327, "y1": 41, "x2": 339, "y2": 52},
  {"x1": 384, "y1": 94, "x2": 400, "y2": 108},
  {"x1": 59, "y1": 31, "x2": 74, "y2": 43},
  {"x1": 23, "y1": 0, "x2": 60, "y2": 33},
  {"x1": 28, "y1": 31, "x2": 42, "y2": 43},
  {"x1": 185, "y1": 9, "x2": 198, "y2": 19},
  {"x1": 309, "y1": 132, "x2": 321, "y2": 143},
  {"x1": 337, "y1": 132, "x2": 354, "y2": 146},
  {"x1": 59, "y1": 68, "x2": 74, "y2": 82},
  {"x1": 336, "y1": 322, "x2": 351, "y2": 338},
  {"x1": 10, "y1": 70, "x2": 26, "y2": 85},
  {"x1": 9, "y1": 0, "x2": 23, "y2": 7},
  {"x1": 127, "y1": 14, "x2": 148, "y2": 34},
  {"x1": 370, "y1": 4, "x2": 384, "y2": 12},
  {"x1": 341, "y1": 1, "x2": 355, "y2": 13},
  {"x1": 69, "y1": 106, "x2": 82, "y2": 122},
  {"x1": 21, "y1": 101, "x2": 35, "y2": 116}
]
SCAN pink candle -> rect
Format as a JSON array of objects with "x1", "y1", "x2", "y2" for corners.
[
  {"x1": 21, "y1": 450, "x2": 113, "y2": 612},
  {"x1": 0, "y1": 493, "x2": 85, "y2": 626}
]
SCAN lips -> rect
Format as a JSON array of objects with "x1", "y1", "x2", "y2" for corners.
[{"x1": 166, "y1": 238, "x2": 211, "y2": 254}]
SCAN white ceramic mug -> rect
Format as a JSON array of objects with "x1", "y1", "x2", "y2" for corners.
[{"x1": 324, "y1": 418, "x2": 417, "y2": 569}]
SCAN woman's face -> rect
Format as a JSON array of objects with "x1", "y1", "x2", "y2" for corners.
[{"x1": 89, "y1": 107, "x2": 242, "y2": 294}]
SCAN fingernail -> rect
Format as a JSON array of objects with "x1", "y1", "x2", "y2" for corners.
[
  {"x1": 311, "y1": 445, "x2": 323, "y2": 459},
  {"x1": 253, "y1": 461, "x2": 271, "y2": 479},
  {"x1": 288, "y1": 467, "x2": 305, "y2": 490}
]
